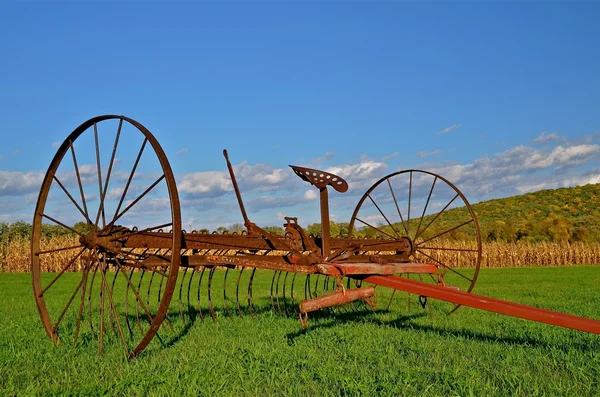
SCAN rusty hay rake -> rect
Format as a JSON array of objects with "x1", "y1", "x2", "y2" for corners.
[{"x1": 31, "y1": 115, "x2": 600, "y2": 359}]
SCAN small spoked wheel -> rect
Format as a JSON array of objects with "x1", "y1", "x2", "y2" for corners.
[
  {"x1": 31, "y1": 115, "x2": 181, "y2": 358},
  {"x1": 348, "y1": 169, "x2": 481, "y2": 314}
]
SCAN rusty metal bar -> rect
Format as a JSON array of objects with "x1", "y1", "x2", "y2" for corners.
[
  {"x1": 119, "y1": 232, "x2": 413, "y2": 253},
  {"x1": 364, "y1": 275, "x2": 600, "y2": 334},
  {"x1": 223, "y1": 149, "x2": 250, "y2": 227},
  {"x1": 318, "y1": 262, "x2": 438, "y2": 276},
  {"x1": 299, "y1": 287, "x2": 375, "y2": 314},
  {"x1": 320, "y1": 187, "x2": 330, "y2": 258}
]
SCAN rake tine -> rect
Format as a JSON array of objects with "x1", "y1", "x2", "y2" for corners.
[
  {"x1": 275, "y1": 270, "x2": 284, "y2": 315},
  {"x1": 282, "y1": 271, "x2": 291, "y2": 316},
  {"x1": 87, "y1": 260, "x2": 100, "y2": 337},
  {"x1": 187, "y1": 268, "x2": 197, "y2": 322},
  {"x1": 304, "y1": 274, "x2": 310, "y2": 300},
  {"x1": 156, "y1": 266, "x2": 175, "y2": 331},
  {"x1": 386, "y1": 289, "x2": 397, "y2": 311},
  {"x1": 248, "y1": 268, "x2": 257, "y2": 318},
  {"x1": 270, "y1": 270, "x2": 278, "y2": 314},
  {"x1": 138, "y1": 269, "x2": 149, "y2": 334},
  {"x1": 178, "y1": 267, "x2": 189, "y2": 324},
  {"x1": 73, "y1": 263, "x2": 90, "y2": 346},
  {"x1": 124, "y1": 268, "x2": 135, "y2": 337},
  {"x1": 290, "y1": 272, "x2": 298, "y2": 315},
  {"x1": 99, "y1": 262, "x2": 106, "y2": 356},
  {"x1": 208, "y1": 267, "x2": 217, "y2": 321},
  {"x1": 223, "y1": 267, "x2": 232, "y2": 319},
  {"x1": 106, "y1": 264, "x2": 119, "y2": 336},
  {"x1": 196, "y1": 267, "x2": 206, "y2": 323},
  {"x1": 312, "y1": 274, "x2": 320, "y2": 298},
  {"x1": 235, "y1": 267, "x2": 245, "y2": 319},
  {"x1": 407, "y1": 274, "x2": 412, "y2": 313}
]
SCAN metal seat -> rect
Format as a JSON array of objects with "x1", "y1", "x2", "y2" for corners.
[{"x1": 289, "y1": 165, "x2": 348, "y2": 193}]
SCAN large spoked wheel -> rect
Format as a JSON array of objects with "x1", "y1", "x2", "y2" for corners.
[
  {"x1": 348, "y1": 169, "x2": 481, "y2": 314},
  {"x1": 31, "y1": 115, "x2": 181, "y2": 358}
]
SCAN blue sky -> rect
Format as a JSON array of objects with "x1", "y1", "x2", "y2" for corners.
[{"x1": 1, "y1": 1, "x2": 599, "y2": 231}]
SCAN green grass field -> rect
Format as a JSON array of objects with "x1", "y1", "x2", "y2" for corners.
[{"x1": 1, "y1": 267, "x2": 600, "y2": 396}]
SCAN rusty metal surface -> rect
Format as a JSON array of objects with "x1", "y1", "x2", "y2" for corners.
[{"x1": 31, "y1": 114, "x2": 600, "y2": 360}]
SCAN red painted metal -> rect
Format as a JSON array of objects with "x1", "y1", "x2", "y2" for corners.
[{"x1": 364, "y1": 275, "x2": 600, "y2": 334}]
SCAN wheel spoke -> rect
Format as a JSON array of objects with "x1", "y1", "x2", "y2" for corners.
[
  {"x1": 407, "y1": 171, "x2": 412, "y2": 236},
  {"x1": 113, "y1": 174, "x2": 166, "y2": 224},
  {"x1": 69, "y1": 140, "x2": 90, "y2": 224},
  {"x1": 417, "y1": 246, "x2": 479, "y2": 252},
  {"x1": 387, "y1": 178, "x2": 409, "y2": 236},
  {"x1": 110, "y1": 138, "x2": 148, "y2": 227},
  {"x1": 52, "y1": 275, "x2": 86, "y2": 333},
  {"x1": 41, "y1": 213, "x2": 86, "y2": 237},
  {"x1": 99, "y1": 262, "x2": 130, "y2": 357},
  {"x1": 36, "y1": 244, "x2": 83, "y2": 256},
  {"x1": 40, "y1": 247, "x2": 86, "y2": 296},
  {"x1": 414, "y1": 176, "x2": 437, "y2": 241},
  {"x1": 116, "y1": 257, "x2": 156, "y2": 324},
  {"x1": 73, "y1": 256, "x2": 93, "y2": 346},
  {"x1": 53, "y1": 176, "x2": 92, "y2": 225},
  {"x1": 417, "y1": 219, "x2": 474, "y2": 246},
  {"x1": 95, "y1": 119, "x2": 123, "y2": 229},
  {"x1": 367, "y1": 194, "x2": 400, "y2": 238},
  {"x1": 354, "y1": 217, "x2": 397, "y2": 240},
  {"x1": 416, "y1": 249, "x2": 473, "y2": 283},
  {"x1": 413, "y1": 193, "x2": 460, "y2": 242},
  {"x1": 93, "y1": 123, "x2": 104, "y2": 230}
]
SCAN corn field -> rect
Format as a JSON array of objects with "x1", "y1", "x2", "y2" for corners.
[{"x1": 2, "y1": 235, "x2": 600, "y2": 273}]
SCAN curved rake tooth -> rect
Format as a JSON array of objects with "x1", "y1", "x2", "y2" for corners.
[
  {"x1": 312, "y1": 274, "x2": 320, "y2": 298},
  {"x1": 87, "y1": 260, "x2": 100, "y2": 337},
  {"x1": 207, "y1": 267, "x2": 217, "y2": 321},
  {"x1": 235, "y1": 267, "x2": 245, "y2": 319},
  {"x1": 99, "y1": 263, "x2": 106, "y2": 355},
  {"x1": 275, "y1": 270, "x2": 285, "y2": 315},
  {"x1": 178, "y1": 267, "x2": 189, "y2": 323},
  {"x1": 187, "y1": 268, "x2": 197, "y2": 322},
  {"x1": 304, "y1": 274, "x2": 311, "y2": 300},
  {"x1": 247, "y1": 268, "x2": 257, "y2": 318},
  {"x1": 156, "y1": 266, "x2": 174, "y2": 331},
  {"x1": 270, "y1": 270, "x2": 278, "y2": 314},
  {"x1": 140, "y1": 269, "x2": 150, "y2": 334},
  {"x1": 289, "y1": 272, "x2": 298, "y2": 316},
  {"x1": 124, "y1": 268, "x2": 135, "y2": 337},
  {"x1": 223, "y1": 267, "x2": 232, "y2": 319},
  {"x1": 196, "y1": 267, "x2": 206, "y2": 323},
  {"x1": 73, "y1": 264, "x2": 91, "y2": 346},
  {"x1": 106, "y1": 265, "x2": 119, "y2": 337},
  {"x1": 282, "y1": 271, "x2": 291, "y2": 316}
]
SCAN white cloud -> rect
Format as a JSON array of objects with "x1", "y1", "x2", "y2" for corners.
[
  {"x1": 52, "y1": 141, "x2": 61, "y2": 148},
  {"x1": 533, "y1": 131, "x2": 565, "y2": 144},
  {"x1": 417, "y1": 149, "x2": 441, "y2": 158},
  {"x1": 304, "y1": 190, "x2": 317, "y2": 200},
  {"x1": 436, "y1": 124, "x2": 462, "y2": 136},
  {"x1": 313, "y1": 152, "x2": 335, "y2": 164},
  {"x1": 177, "y1": 148, "x2": 188, "y2": 155},
  {"x1": 178, "y1": 170, "x2": 232, "y2": 197},
  {"x1": 0, "y1": 171, "x2": 44, "y2": 196}
]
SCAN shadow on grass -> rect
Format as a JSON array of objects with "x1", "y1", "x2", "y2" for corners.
[{"x1": 284, "y1": 307, "x2": 599, "y2": 353}]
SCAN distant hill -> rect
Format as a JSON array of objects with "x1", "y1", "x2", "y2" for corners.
[
  {"x1": 342, "y1": 183, "x2": 600, "y2": 243},
  {"x1": 468, "y1": 183, "x2": 600, "y2": 243}
]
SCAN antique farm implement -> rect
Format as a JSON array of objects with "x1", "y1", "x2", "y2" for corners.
[{"x1": 31, "y1": 115, "x2": 600, "y2": 359}]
